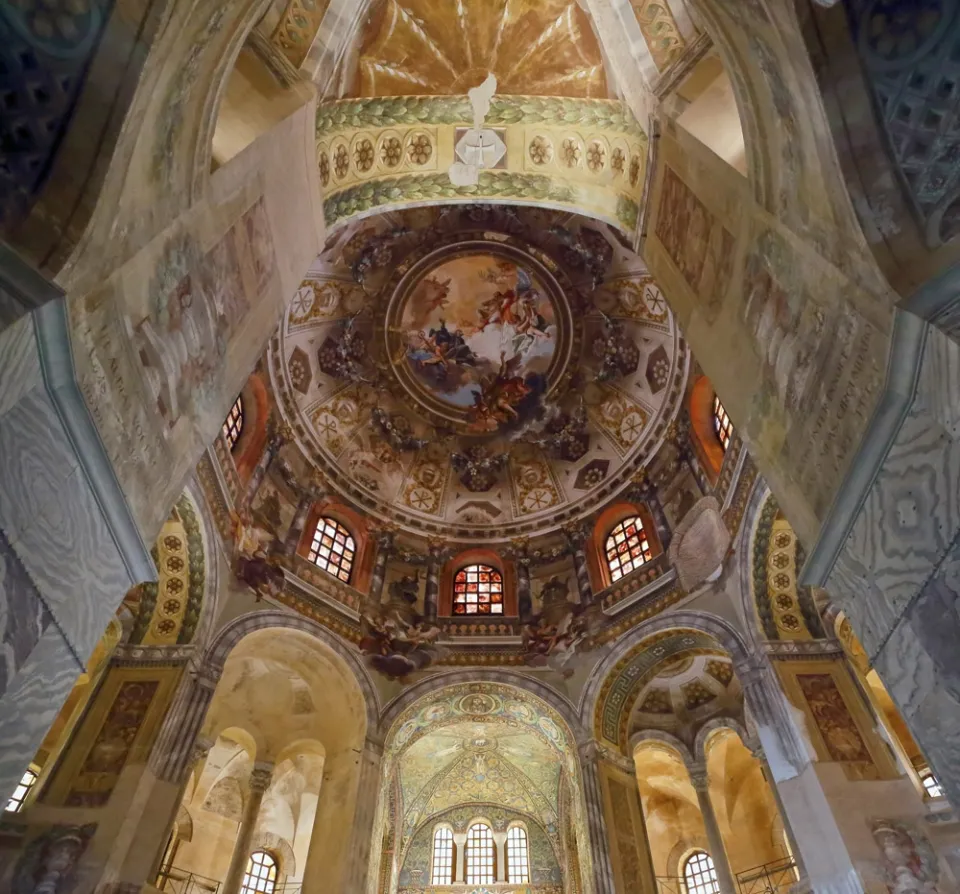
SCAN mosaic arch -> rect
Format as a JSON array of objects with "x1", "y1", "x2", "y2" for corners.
[{"x1": 377, "y1": 679, "x2": 595, "y2": 892}]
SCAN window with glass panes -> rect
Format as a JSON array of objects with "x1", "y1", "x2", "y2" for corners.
[
  {"x1": 506, "y1": 825, "x2": 530, "y2": 883},
  {"x1": 683, "y1": 851, "x2": 720, "y2": 894},
  {"x1": 712, "y1": 395, "x2": 732, "y2": 450},
  {"x1": 453, "y1": 564, "x2": 503, "y2": 614},
  {"x1": 241, "y1": 850, "x2": 277, "y2": 894},
  {"x1": 921, "y1": 769, "x2": 944, "y2": 799},
  {"x1": 465, "y1": 823, "x2": 495, "y2": 884},
  {"x1": 431, "y1": 826, "x2": 454, "y2": 884},
  {"x1": 307, "y1": 517, "x2": 355, "y2": 582},
  {"x1": 4, "y1": 768, "x2": 37, "y2": 813},
  {"x1": 605, "y1": 516, "x2": 652, "y2": 582},
  {"x1": 222, "y1": 396, "x2": 244, "y2": 450}
]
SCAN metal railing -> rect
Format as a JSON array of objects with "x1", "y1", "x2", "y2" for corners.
[
  {"x1": 155, "y1": 865, "x2": 221, "y2": 894},
  {"x1": 655, "y1": 876, "x2": 686, "y2": 894},
  {"x1": 735, "y1": 856, "x2": 799, "y2": 894}
]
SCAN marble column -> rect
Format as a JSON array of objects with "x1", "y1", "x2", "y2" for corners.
[
  {"x1": 690, "y1": 765, "x2": 736, "y2": 894},
  {"x1": 222, "y1": 762, "x2": 274, "y2": 894},
  {"x1": 577, "y1": 742, "x2": 616, "y2": 894},
  {"x1": 424, "y1": 541, "x2": 442, "y2": 621},
  {"x1": 452, "y1": 831, "x2": 467, "y2": 883},
  {"x1": 564, "y1": 524, "x2": 594, "y2": 606},
  {"x1": 369, "y1": 529, "x2": 394, "y2": 605},
  {"x1": 341, "y1": 737, "x2": 384, "y2": 893},
  {"x1": 750, "y1": 744, "x2": 806, "y2": 877}
]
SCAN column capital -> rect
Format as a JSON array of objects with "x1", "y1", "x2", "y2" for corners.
[
  {"x1": 372, "y1": 526, "x2": 397, "y2": 551},
  {"x1": 689, "y1": 763, "x2": 710, "y2": 792},
  {"x1": 250, "y1": 762, "x2": 274, "y2": 794},
  {"x1": 562, "y1": 521, "x2": 590, "y2": 550},
  {"x1": 191, "y1": 736, "x2": 215, "y2": 766}
]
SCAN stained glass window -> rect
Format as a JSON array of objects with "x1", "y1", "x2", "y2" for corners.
[
  {"x1": 713, "y1": 395, "x2": 732, "y2": 451},
  {"x1": 241, "y1": 851, "x2": 277, "y2": 894},
  {"x1": 683, "y1": 851, "x2": 719, "y2": 894},
  {"x1": 506, "y1": 825, "x2": 530, "y2": 883},
  {"x1": 605, "y1": 516, "x2": 653, "y2": 582},
  {"x1": 453, "y1": 564, "x2": 503, "y2": 615},
  {"x1": 431, "y1": 826, "x2": 454, "y2": 884},
  {"x1": 4, "y1": 769, "x2": 37, "y2": 813},
  {"x1": 465, "y1": 823, "x2": 495, "y2": 884},
  {"x1": 308, "y1": 517, "x2": 355, "y2": 582},
  {"x1": 223, "y1": 396, "x2": 244, "y2": 450},
  {"x1": 921, "y1": 769, "x2": 944, "y2": 799}
]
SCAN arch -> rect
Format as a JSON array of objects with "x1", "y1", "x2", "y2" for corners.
[
  {"x1": 298, "y1": 500, "x2": 374, "y2": 592},
  {"x1": 505, "y1": 822, "x2": 531, "y2": 883},
  {"x1": 231, "y1": 373, "x2": 270, "y2": 480},
  {"x1": 430, "y1": 823, "x2": 455, "y2": 884},
  {"x1": 175, "y1": 805, "x2": 194, "y2": 843},
  {"x1": 201, "y1": 610, "x2": 380, "y2": 734},
  {"x1": 693, "y1": 716, "x2": 755, "y2": 762},
  {"x1": 251, "y1": 833, "x2": 296, "y2": 878},
  {"x1": 380, "y1": 669, "x2": 582, "y2": 739},
  {"x1": 242, "y1": 849, "x2": 279, "y2": 894},
  {"x1": 688, "y1": 374, "x2": 726, "y2": 482},
  {"x1": 588, "y1": 501, "x2": 663, "y2": 592},
  {"x1": 580, "y1": 609, "x2": 752, "y2": 729},
  {"x1": 440, "y1": 549, "x2": 516, "y2": 617},
  {"x1": 629, "y1": 730, "x2": 696, "y2": 771},
  {"x1": 682, "y1": 849, "x2": 719, "y2": 894}
]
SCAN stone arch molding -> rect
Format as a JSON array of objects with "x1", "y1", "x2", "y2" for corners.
[
  {"x1": 629, "y1": 729, "x2": 696, "y2": 770},
  {"x1": 693, "y1": 715, "x2": 755, "y2": 762},
  {"x1": 200, "y1": 609, "x2": 381, "y2": 734},
  {"x1": 579, "y1": 609, "x2": 754, "y2": 728}
]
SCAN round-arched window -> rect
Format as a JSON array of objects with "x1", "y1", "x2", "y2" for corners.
[
  {"x1": 713, "y1": 395, "x2": 732, "y2": 451},
  {"x1": 431, "y1": 825, "x2": 454, "y2": 884},
  {"x1": 222, "y1": 395, "x2": 244, "y2": 451},
  {"x1": 604, "y1": 516, "x2": 652, "y2": 582},
  {"x1": 4, "y1": 768, "x2": 37, "y2": 813},
  {"x1": 453, "y1": 564, "x2": 503, "y2": 614},
  {"x1": 241, "y1": 850, "x2": 277, "y2": 894},
  {"x1": 683, "y1": 851, "x2": 720, "y2": 894},
  {"x1": 506, "y1": 825, "x2": 530, "y2": 883},
  {"x1": 307, "y1": 517, "x2": 356, "y2": 582},
  {"x1": 465, "y1": 822, "x2": 495, "y2": 884}
]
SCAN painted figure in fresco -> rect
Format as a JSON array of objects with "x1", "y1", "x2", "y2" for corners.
[
  {"x1": 468, "y1": 352, "x2": 534, "y2": 432},
  {"x1": 359, "y1": 570, "x2": 445, "y2": 680},
  {"x1": 231, "y1": 508, "x2": 285, "y2": 602},
  {"x1": 872, "y1": 820, "x2": 940, "y2": 894},
  {"x1": 520, "y1": 577, "x2": 594, "y2": 677}
]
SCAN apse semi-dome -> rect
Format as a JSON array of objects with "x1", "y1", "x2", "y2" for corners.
[{"x1": 270, "y1": 206, "x2": 688, "y2": 541}]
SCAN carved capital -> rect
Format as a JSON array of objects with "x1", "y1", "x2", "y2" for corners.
[
  {"x1": 561, "y1": 521, "x2": 590, "y2": 550},
  {"x1": 250, "y1": 762, "x2": 274, "y2": 795},
  {"x1": 689, "y1": 765, "x2": 710, "y2": 792}
]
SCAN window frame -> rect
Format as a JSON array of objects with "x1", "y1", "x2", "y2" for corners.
[
  {"x1": 604, "y1": 515, "x2": 653, "y2": 583},
  {"x1": 712, "y1": 395, "x2": 733, "y2": 451},
  {"x1": 431, "y1": 825, "x2": 455, "y2": 884},
  {"x1": 505, "y1": 824, "x2": 530, "y2": 883},
  {"x1": 4, "y1": 768, "x2": 38, "y2": 813},
  {"x1": 222, "y1": 395, "x2": 244, "y2": 451},
  {"x1": 453, "y1": 564, "x2": 504, "y2": 616},
  {"x1": 464, "y1": 822, "x2": 496, "y2": 885},
  {"x1": 920, "y1": 768, "x2": 944, "y2": 799},
  {"x1": 682, "y1": 850, "x2": 720, "y2": 894},
  {"x1": 307, "y1": 516, "x2": 356, "y2": 583},
  {"x1": 240, "y1": 849, "x2": 278, "y2": 894}
]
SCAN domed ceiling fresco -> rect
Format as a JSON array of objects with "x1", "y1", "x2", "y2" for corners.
[{"x1": 270, "y1": 205, "x2": 688, "y2": 541}]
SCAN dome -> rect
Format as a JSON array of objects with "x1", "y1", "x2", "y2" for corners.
[{"x1": 270, "y1": 205, "x2": 688, "y2": 543}]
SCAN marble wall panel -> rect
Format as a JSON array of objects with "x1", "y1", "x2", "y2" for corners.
[
  {"x1": 0, "y1": 313, "x2": 41, "y2": 418},
  {"x1": 0, "y1": 623, "x2": 80, "y2": 804}
]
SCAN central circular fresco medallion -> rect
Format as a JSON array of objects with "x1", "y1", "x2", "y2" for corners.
[{"x1": 386, "y1": 244, "x2": 573, "y2": 434}]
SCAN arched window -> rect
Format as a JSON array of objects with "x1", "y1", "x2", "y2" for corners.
[
  {"x1": 713, "y1": 395, "x2": 732, "y2": 451},
  {"x1": 605, "y1": 516, "x2": 652, "y2": 582},
  {"x1": 506, "y1": 825, "x2": 530, "y2": 883},
  {"x1": 223, "y1": 395, "x2": 244, "y2": 450},
  {"x1": 920, "y1": 768, "x2": 944, "y2": 799},
  {"x1": 453, "y1": 565, "x2": 503, "y2": 615},
  {"x1": 307, "y1": 517, "x2": 355, "y2": 582},
  {"x1": 431, "y1": 826, "x2": 454, "y2": 884},
  {"x1": 4, "y1": 768, "x2": 37, "y2": 813},
  {"x1": 465, "y1": 822, "x2": 495, "y2": 884},
  {"x1": 241, "y1": 850, "x2": 277, "y2": 894},
  {"x1": 683, "y1": 851, "x2": 720, "y2": 894}
]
